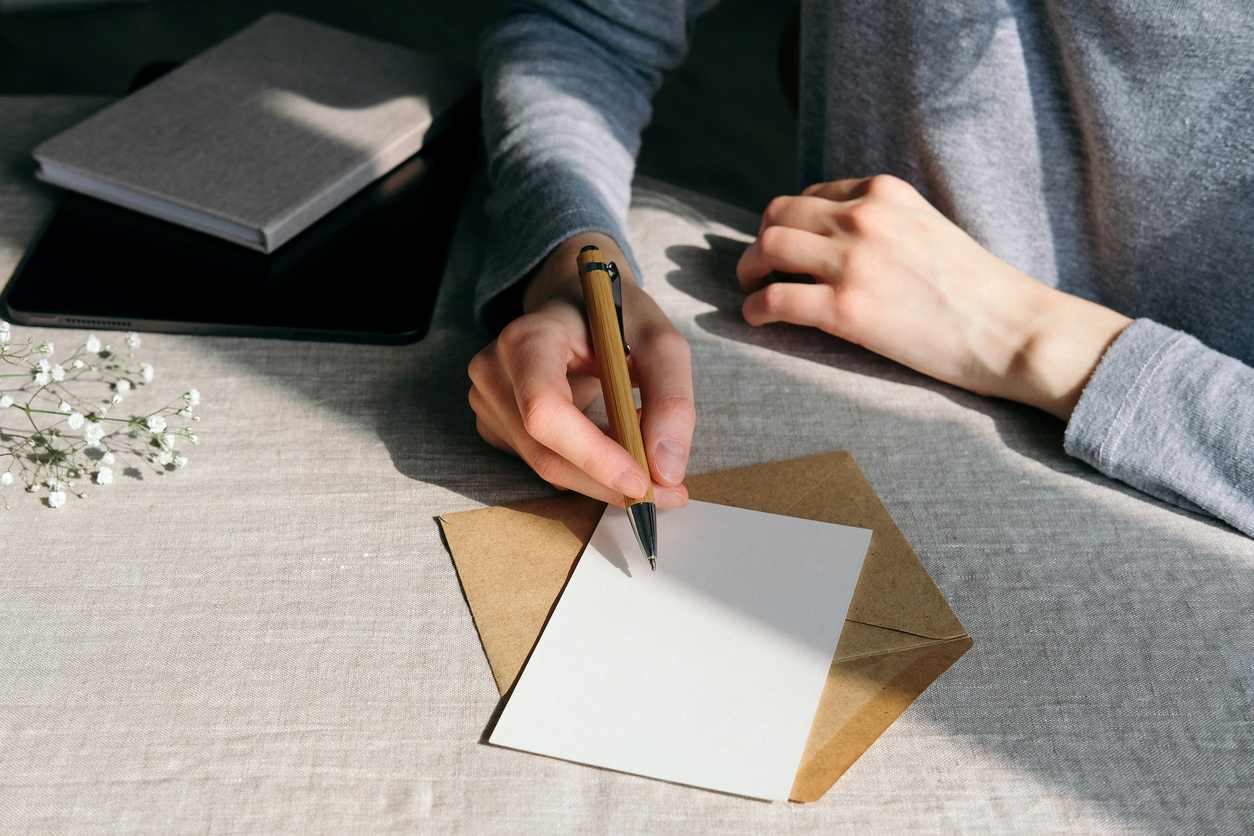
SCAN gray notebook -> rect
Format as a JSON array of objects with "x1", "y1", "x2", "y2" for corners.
[{"x1": 33, "y1": 14, "x2": 474, "y2": 252}]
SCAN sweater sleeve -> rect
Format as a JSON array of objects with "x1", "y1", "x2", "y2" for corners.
[
  {"x1": 1064, "y1": 318, "x2": 1254, "y2": 537},
  {"x1": 474, "y1": 0, "x2": 710, "y2": 330}
]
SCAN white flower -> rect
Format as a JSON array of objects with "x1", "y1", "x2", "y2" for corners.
[
  {"x1": 95, "y1": 467, "x2": 114, "y2": 486},
  {"x1": 67, "y1": 412, "x2": 85, "y2": 430},
  {"x1": 173, "y1": 454, "x2": 188, "y2": 470},
  {"x1": 186, "y1": 433, "x2": 199, "y2": 446},
  {"x1": 50, "y1": 365, "x2": 65, "y2": 382},
  {"x1": 36, "y1": 342, "x2": 53, "y2": 355},
  {"x1": 160, "y1": 433, "x2": 175, "y2": 449},
  {"x1": 125, "y1": 332, "x2": 141, "y2": 349},
  {"x1": 58, "y1": 400, "x2": 72, "y2": 413},
  {"x1": 0, "y1": 324, "x2": 8, "y2": 345},
  {"x1": 72, "y1": 359, "x2": 85, "y2": 369},
  {"x1": 47, "y1": 490, "x2": 66, "y2": 509},
  {"x1": 0, "y1": 472, "x2": 12, "y2": 487},
  {"x1": 178, "y1": 407, "x2": 192, "y2": 418},
  {"x1": 0, "y1": 395, "x2": 12, "y2": 409},
  {"x1": 37, "y1": 358, "x2": 50, "y2": 372},
  {"x1": 83, "y1": 422, "x2": 105, "y2": 447},
  {"x1": 33, "y1": 371, "x2": 50, "y2": 386},
  {"x1": 184, "y1": 389, "x2": 200, "y2": 406},
  {"x1": 85, "y1": 334, "x2": 101, "y2": 354},
  {"x1": 110, "y1": 394, "x2": 123, "y2": 406},
  {"x1": 113, "y1": 379, "x2": 130, "y2": 396},
  {"x1": 146, "y1": 415, "x2": 167, "y2": 433},
  {"x1": 102, "y1": 452, "x2": 115, "y2": 465},
  {"x1": 156, "y1": 450, "x2": 174, "y2": 466},
  {"x1": 140, "y1": 364, "x2": 154, "y2": 384}
]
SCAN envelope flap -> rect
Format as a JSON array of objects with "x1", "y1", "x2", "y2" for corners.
[
  {"x1": 439, "y1": 494, "x2": 604, "y2": 693},
  {"x1": 684, "y1": 452, "x2": 966, "y2": 640}
]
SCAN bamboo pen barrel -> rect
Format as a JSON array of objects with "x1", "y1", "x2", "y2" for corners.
[{"x1": 577, "y1": 247, "x2": 654, "y2": 505}]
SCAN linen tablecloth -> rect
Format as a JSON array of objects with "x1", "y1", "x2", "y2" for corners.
[{"x1": 1, "y1": 97, "x2": 1251, "y2": 834}]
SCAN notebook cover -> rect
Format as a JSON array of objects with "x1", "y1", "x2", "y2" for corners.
[{"x1": 32, "y1": 14, "x2": 474, "y2": 252}]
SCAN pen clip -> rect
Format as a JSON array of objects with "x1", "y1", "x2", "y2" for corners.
[{"x1": 607, "y1": 261, "x2": 630, "y2": 356}]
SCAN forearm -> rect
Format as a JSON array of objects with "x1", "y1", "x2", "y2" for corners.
[{"x1": 476, "y1": 2, "x2": 697, "y2": 328}]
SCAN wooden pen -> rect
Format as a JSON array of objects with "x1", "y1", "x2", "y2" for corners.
[{"x1": 576, "y1": 244, "x2": 658, "y2": 570}]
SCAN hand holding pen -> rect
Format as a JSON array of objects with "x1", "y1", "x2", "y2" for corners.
[{"x1": 467, "y1": 232, "x2": 695, "y2": 519}]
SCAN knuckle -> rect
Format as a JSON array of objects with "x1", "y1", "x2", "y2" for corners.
[
  {"x1": 760, "y1": 282, "x2": 789, "y2": 312},
  {"x1": 866, "y1": 173, "x2": 909, "y2": 199},
  {"x1": 842, "y1": 201, "x2": 884, "y2": 234},
  {"x1": 496, "y1": 319, "x2": 535, "y2": 355},
  {"x1": 762, "y1": 195, "x2": 790, "y2": 227},
  {"x1": 467, "y1": 349, "x2": 491, "y2": 384},
  {"x1": 528, "y1": 448, "x2": 566, "y2": 486},
  {"x1": 758, "y1": 224, "x2": 789, "y2": 254},
  {"x1": 519, "y1": 394, "x2": 562, "y2": 440},
  {"x1": 842, "y1": 243, "x2": 876, "y2": 280}
]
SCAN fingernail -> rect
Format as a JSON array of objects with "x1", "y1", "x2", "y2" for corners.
[
  {"x1": 616, "y1": 470, "x2": 649, "y2": 499},
  {"x1": 653, "y1": 439, "x2": 687, "y2": 485}
]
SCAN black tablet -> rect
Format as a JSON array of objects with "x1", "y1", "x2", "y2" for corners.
[{"x1": 2, "y1": 76, "x2": 480, "y2": 345}]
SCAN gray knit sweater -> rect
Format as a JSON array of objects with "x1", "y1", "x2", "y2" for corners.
[{"x1": 476, "y1": 1, "x2": 1254, "y2": 536}]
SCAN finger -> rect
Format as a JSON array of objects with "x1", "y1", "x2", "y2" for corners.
[
  {"x1": 632, "y1": 329, "x2": 695, "y2": 487},
  {"x1": 802, "y1": 177, "x2": 873, "y2": 202},
  {"x1": 742, "y1": 282, "x2": 842, "y2": 332},
  {"x1": 511, "y1": 433, "x2": 627, "y2": 505},
  {"x1": 501, "y1": 331, "x2": 651, "y2": 499},
  {"x1": 758, "y1": 194, "x2": 844, "y2": 237},
  {"x1": 737, "y1": 226, "x2": 846, "y2": 293},
  {"x1": 654, "y1": 483, "x2": 689, "y2": 510}
]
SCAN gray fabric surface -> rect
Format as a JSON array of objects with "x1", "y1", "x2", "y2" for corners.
[
  {"x1": 475, "y1": 1, "x2": 1254, "y2": 537},
  {"x1": 2, "y1": 96, "x2": 1254, "y2": 833}
]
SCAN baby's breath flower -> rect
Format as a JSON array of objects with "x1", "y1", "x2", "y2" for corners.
[
  {"x1": 83, "y1": 422, "x2": 105, "y2": 447},
  {"x1": 47, "y1": 489, "x2": 66, "y2": 509},
  {"x1": 161, "y1": 433, "x2": 175, "y2": 449},
  {"x1": 34, "y1": 371, "x2": 50, "y2": 386},
  {"x1": 114, "y1": 379, "x2": 131, "y2": 395},
  {"x1": 58, "y1": 401, "x2": 72, "y2": 413},
  {"x1": 51, "y1": 365, "x2": 65, "y2": 382},
  {"x1": 141, "y1": 364, "x2": 154, "y2": 384},
  {"x1": 102, "y1": 452, "x2": 115, "y2": 465},
  {"x1": 0, "y1": 323, "x2": 9, "y2": 345},
  {"x1": 0, "y1": 395, "x2": 12, "y2": 409},
  {"x1": 37, "y1": 359, "x2": 50, "y2": 373},
  {"x1": 125, "y1": 332, "x2": 141, "y2": 350},
  {"x1": 186, "y1": 433, "x2": 199, "y2": 446},
  {"x1": 178, "y1": 407, "x2": 192, "y2": 418},
  {"x1": 110, "y1": 395, "x2": 123, "y2": 406},
  {"x1": 95, "y1": 467, "x2": 113, "y2": 486},
  {"x1": 173, "y1": 454, "x2": 188, "y2": 470},
  {"x1": 72, "y1": 359, "x2": 85, "y2": 369},
  {"x1": 36, "y1": 342, "x2": 53, "y2": 355},
  {"x1": 67, "y1": 412, "x2": 85, "y2": 431},
  {"x1": 0, "y1": 472, "x2": 13, "y2": 487},
  {"x1": 156, "y1": 450, "x2": 174, "y2": 467},
  {"x1": 146, "y1": 415, "x2": 167, "y2": 433},
  {"x1": 184, "y1": 389, "x2": 200, "y2": 406},
  {"x1": 85, "y1": 334, "x2": 101, "y2": 354}
]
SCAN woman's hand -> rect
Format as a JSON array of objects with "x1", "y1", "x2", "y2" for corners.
[
  {"x1": 738, "y1": 175, "x2": 1131, "y2": 419},
  {"x1": 469, "y1": 232, "x2": 693, "y2": 507}
]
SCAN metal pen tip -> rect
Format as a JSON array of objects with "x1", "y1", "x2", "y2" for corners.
[{"x1": 649, "y1": 557, "x2": 656, "y2": 571}]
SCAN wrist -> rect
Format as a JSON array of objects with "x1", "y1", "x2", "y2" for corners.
[
  {"x1": 523, "y1": 231, "x2": 630, "y2": 313},
  {"x1": 1005, "y1": 286, "x2": 1132, "y2": 420}
]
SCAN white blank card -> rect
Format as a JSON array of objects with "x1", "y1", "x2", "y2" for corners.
[{"x1": 489, "y1": 499, "x2": 871, "y2": 800}]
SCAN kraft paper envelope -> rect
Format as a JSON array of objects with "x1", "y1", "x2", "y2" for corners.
[{"x1": 437, "y1": 451, "x2": 971, "y2": 802}]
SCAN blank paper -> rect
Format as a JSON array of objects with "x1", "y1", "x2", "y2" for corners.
[{"x1": 488, "y1": 499, "x2": 871, "y2": 800}]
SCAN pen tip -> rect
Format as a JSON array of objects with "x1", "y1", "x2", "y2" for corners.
[{"x1": 649, "y1": 557, "x2": 656, "y2": 572}]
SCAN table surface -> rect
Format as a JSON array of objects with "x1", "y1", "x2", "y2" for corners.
[{"x1": 2, "y1": 97, "x2": 1251, "y2": 835}]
